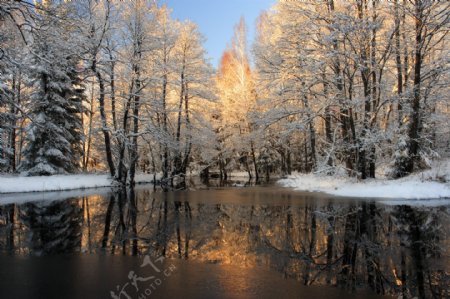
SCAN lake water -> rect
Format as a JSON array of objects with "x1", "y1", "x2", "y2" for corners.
[{"x1": 0, "y1": 180, "x2": 449, "y2": 298}]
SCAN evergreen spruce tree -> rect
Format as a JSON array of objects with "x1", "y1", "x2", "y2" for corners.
[{"x1": 20, "y1": 2, "x2": 84, "y2": 176}]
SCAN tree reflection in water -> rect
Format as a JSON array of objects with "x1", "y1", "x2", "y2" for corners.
[{"x1": 0, "y1": 185, "x2": 449, "y2": 298}]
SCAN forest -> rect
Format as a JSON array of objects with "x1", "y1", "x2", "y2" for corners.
[
  {"x1": 1, "y1": 2, "x2": 450, "y2": 299},
  {"x1": 0, "y1": 0, "x2": 449, "y2": 186}
]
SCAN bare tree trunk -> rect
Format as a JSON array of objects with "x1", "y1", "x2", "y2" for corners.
[
  {"x1": 106, "y1": 41, "x2": 118, "y2": 132},
  {"x1": 93, "y1": 64, "x2": 115, "y2": 177},
  {"x1": 322, "y1": 73, "x2": 333, "y2": 169},
  {"x1": 129, "y1": 41, "x2": 142, "y2": 186},
  {"x1": 8, "y1": 71, "x2": 20, "y2": 172},
  {"x1": 129, "y1": 78, "x2": 140, "y2": 186},
  {"x1": 17, "y1": 118, "x2": 25, "y2": 167},
  {"x1": 182, "y1": 83, "x2": 192, "y2": 174},
  {"x1": 117, "y1": 90, "x2": 133, "y2": 185},
  {"x1": 301, "y1": 82, "x2": 317, "y2": 171},
  {"x1": 368, "y1": 0, "x2": 378, "y2": 179},
  {"x1": 406, "y1": 0, "x2": 424, "y2": 174},
  {"x1": 286, "y1": 147, "x2": 292, "y2": 175},
  {"x1": 174, "y1": 62, "x2": 186, "y2": 177},
  {"x1": 86, "y1": 2, "x2": 115, "y2": 177},
  {"x1": 328, "y1": 0, "x2": 354, "y2": 174},
  {"x1": 162, "y1": 69, "x2": 169, "y2": 181},
  {"x1": 309, "y1": 121, "x2": 317, "y2": 171},
  {"x1": 304, "y1": 140, "x2": 308, "y2": 172},
  {"x1": 356, "y1": 0, "x2": 371, "y2": 180},
  {"x1": 250, "y1": 140, "x2": 259, "y2": 181},
  {"x1": 83, "y1": 85, "x2": 95, "y2": 171},
  {"x1": 402, "y1": 0, "x2": 409, "y2": 92},
  {"x1": 395, "y1": 0, "x2": 404, "y2": 126}
]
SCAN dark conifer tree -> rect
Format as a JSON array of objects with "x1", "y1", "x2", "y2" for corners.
[{"x1": 20, "y1": 1, "x2": 84, "y2": 175}]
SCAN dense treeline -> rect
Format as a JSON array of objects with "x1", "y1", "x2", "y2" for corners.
[
  {"x1": 0, "y1": 0, "x2": 449, "y2": 183},
  {"x1": 253, "y1": 0, "x2": 449, "y2": 179},
  {"x1": 0, "y1": 0, "x2": 216, "y2": 186}
]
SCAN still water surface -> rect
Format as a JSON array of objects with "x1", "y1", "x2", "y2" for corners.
[{"x1": 0, "y1": 180, "x2": 449, "y2": 298}]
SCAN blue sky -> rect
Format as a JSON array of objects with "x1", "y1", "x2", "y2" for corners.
[{"x1": 162, "y1": 0, "x2": 275, "y2": 67}]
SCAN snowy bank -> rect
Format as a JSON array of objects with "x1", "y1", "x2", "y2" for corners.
[
  {"x1": 0, "y1": 173, "x2": 161, "y2": 194},
  {"x1": 278, "y1": 161, "x2": 450, "y2": 200}
]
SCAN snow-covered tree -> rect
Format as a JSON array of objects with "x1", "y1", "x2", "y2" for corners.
[
  {"x1": 20, "y1": 1, "x2": 84, "y2": 175},
  {"x1": 170, "y1": 21, "x2": 216, "y2": 178},
  {"x1": 253, "y1": 0, "x2": 449, "y2": 179},
  {"x1": 215, "y1": 18, "x2": 259, "y2": 179},
  {"x1": 392, "y1": 0, "x2": 450, "y2": 177},
  {"x1": 0, "y1": 2, "x2": 31, "y2": 173}
]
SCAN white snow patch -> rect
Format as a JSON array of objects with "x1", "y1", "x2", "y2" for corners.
[
  {"x1": 279, "y1": 160, "x2": 450, "y2": 200},
  {"x1": 0, "y1": 173, "x2": 161, "y2": 194},
  {"x1": 229, "y1": 171, "x2": 251, "y2": 178},
  {"x1": 134, "y1": 173, "x2": 162, "y2": 184},
  {"x1": 378, "y1": 199, "x2": 450, "y2": 207}
]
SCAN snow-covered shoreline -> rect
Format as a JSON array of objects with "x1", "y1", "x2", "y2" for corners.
[
  {"x1": 278, "y1": 168, "x2": 450, "y2": 200},
  {"x1": 2, "y1": 160, "x2": 450, "y2": 202},
  {"x1": 0, "y1": 173, "x2": 160, "y2": 194},
  {"x1": 0, "y1": 171, "x2": 257, "y2": 196}
]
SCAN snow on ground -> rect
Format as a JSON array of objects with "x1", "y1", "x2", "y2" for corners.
[
  {"x1": 279, "y1": 159, "x2": 450, "y2": 200},
  {"x1": 379, "y1": 199, "x2": 450, "y2": 207},
  {"x1": 0, "y1": 187, "x2": 111, "y2": 205},
  {"x1": 0, "y1": 173, "x2": 161, "y2": 194},
  {"x1": 229, "y1": 171, "x2": 251, "y2": 178},
  {"x1": 0, "y1": 183, "x2": 157, "y2": 205}
]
